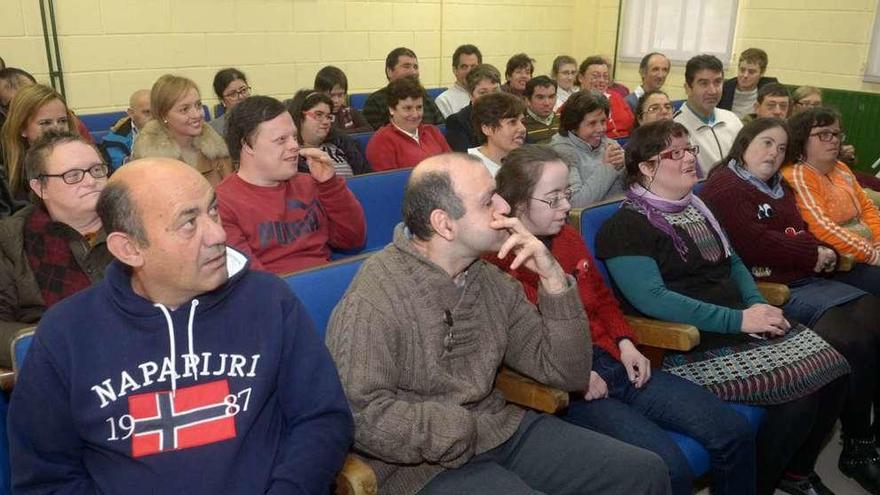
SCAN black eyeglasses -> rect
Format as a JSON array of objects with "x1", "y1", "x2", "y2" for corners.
[
  {"x1": 809, "y1": 130, "x2": 845, "y2": 143},
  {"x1": 39, "y1": 163, "x2": 108, "y2": 184},
  {"x1": 223, "y1": 86, "x2": 251, "y2": 100},
  {"x1": 531, "y1": 188, "x2": 573, "y2": 209}
]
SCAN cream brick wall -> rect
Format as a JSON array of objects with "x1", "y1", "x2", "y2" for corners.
[
  {"x1": 3, "y1": 0, "x2": 879, "y2": 115},
  {"x1": 0, "y1": 0, "x2": 573, "y2": 114}
]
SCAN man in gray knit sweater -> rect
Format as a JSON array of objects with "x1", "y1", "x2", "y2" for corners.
[{"x1": 326, "y1": 153, "x2": 670, "y2": 494}]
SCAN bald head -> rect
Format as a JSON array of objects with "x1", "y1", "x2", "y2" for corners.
[
  {"x1": 127, "y1": 89, "x2": 152, "y2": 130},
  {"x1": 98, "y1": 158, "x2": 206, "y2": 245},
  {"x1": 403, "y1": 153, "x2": 485, "y2": 240}
]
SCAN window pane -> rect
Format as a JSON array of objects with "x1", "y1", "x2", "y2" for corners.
[{"x1": 619, "y1": 0, "x2": 738, "y2": 64}]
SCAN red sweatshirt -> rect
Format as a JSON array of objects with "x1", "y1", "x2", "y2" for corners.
[
  {"x1": 216, "y1": 173, "x2": 366, "y2": 274},
  {"x1": 366, "y1": 124, "x2": 451, "y2": 171},
  {"x1": 486, "y1": 223, "x2": 635, "y2": 360}
]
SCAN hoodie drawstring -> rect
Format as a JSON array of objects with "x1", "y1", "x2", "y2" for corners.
[{"x1": 153, "y1": 300, "x2": 199, "y2": 396}]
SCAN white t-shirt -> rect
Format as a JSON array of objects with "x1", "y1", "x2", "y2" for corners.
[
  {"x1": 435, "y1": 84, "x2": 471, "y2": 118},
  {"x1": 731, "y1": 87, "x2": 757, "y2": 119},
  {"x1": 468, "y1": 147, "x2": 501, "y2": 177}
]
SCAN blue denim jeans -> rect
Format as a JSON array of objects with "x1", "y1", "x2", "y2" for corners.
[{"x1": 562, "y1": 349, "x2": 756, "y2": 495}]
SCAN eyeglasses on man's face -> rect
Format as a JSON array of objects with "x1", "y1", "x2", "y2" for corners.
[
  {"x1": 39, "y1": 163, "x2": 109, "y2": 185},
  {"x1": 531, "y1": 188, "x2": 574, "y2": 209}
]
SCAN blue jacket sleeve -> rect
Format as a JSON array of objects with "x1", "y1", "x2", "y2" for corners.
[
  {"x1": 266, "y1": 295, "x2": 353, "y2": 495},
  {"x1": 606, "y1": 255, "x2": 745, "y2": 333},
  {"x1": 8, "y1": 334, "x2": 99, "y2": 495}
]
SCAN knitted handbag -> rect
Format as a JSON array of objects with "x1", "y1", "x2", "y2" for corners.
[{"x1": 662, "y1": 324, "x2": 850, "y2": 405}]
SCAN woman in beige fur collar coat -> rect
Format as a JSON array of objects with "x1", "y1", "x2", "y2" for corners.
[{"x1": 131, "y1": 74, "x2": 233, "y2": 186}]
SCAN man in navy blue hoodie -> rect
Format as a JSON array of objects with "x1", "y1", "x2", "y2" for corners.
[{"x1": 8, "y1": 157, "x2": 353, "y2": 494}]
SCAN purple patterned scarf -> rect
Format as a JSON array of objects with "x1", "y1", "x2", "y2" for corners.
[{"x1": 624, "y1": 183, "x2": 731, "y2": 261}]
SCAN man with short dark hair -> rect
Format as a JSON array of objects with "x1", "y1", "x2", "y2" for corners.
[
  {"x1": 673, "y1": 54, "x2": 743, "y2": 173},
  {"x1": 501, "y1": 53, "x2": 534, "y2": 98},
  {"x1": 523, "y1": 76, "x2": 560, "y2": 144},
  {"x1": 719, "y1": 48, "x2": 779, "y2": 118},
  {"x1": 8, "y1": 156, "x2": 354, "y2": 494},
  {"x1": 0, "y1": 130, "x2": 112, "y2": 367},
  {"x1": 445, "y1": 64, "x2": 501, "y2": 152},
  {"x1": 363, "y1": 47, "x2": 445, "y2": 129},
  {"x1": 216, "y1": 95, "x2": 365, "y2": 274},
  {"x1": 100, "y1": 89, "x2": 152, "y2": 170},
  {"x1": 741, "y1": 83, "x2": 791, "y2": 123},
  {"x1": 326, "y1": 152, "x2": 671, "y2": 495},
  {"x1": 625, "y1": 52, "x2": 671, "y2": 112},
  {"x1": 436, "y1": 44, "x2": 482, "y2": 118}
]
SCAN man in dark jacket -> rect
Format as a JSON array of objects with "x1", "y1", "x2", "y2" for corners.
[
  {"x1": 362, "y1": 47, "x2": 445, "y2": 129},
  {"x1": 100, "y1": 89, "x2": 152, "y2": 170},
  {"x1": 8, "y1": 157, "x2": 353, "y2": 494},
  {"x1": 0, "y1": 130, "x2": 112, "y2": 367},
  {"x1": 445, "y1": 64, "x2": 501, "y2": 152},
  {"x1": 718, "y1": 48, "x2": 779, "y2": 117}
]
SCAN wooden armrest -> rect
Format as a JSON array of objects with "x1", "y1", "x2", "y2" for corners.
[
  {"x1": 335, "y1": 455, "x2": 377, "y2": 495},
  {"x1": 495, "y1": 367, "x2": 569, "y2": 414},
  {"x1": 625, "y1": 316, "x2": 699, "y2": 352},
  {"x1": 837, "y1": 254, "x2": 855, "y2": 272},
  {"x1": 0, "y1": 368, "x2": 14, "y2": 392},
  {"x1": 756, "y1": 281, "x2": 790, "y2": 306}
]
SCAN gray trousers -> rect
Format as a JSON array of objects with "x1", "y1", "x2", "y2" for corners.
[{"x1": 417, "y1": 411, "x2": 672, "y2": 495}]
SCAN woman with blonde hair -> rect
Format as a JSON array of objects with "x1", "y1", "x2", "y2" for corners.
[
  {"x1": 1, "y1": 84, "x2": 78, "y2": 199},
  {"x1": 132, "y1": 74, "x2": 232, "y2": 186}
]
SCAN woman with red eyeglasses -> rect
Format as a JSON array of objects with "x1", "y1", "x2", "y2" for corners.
[
  {"x1": 287, "y1": 90, "x2": 371, "y2": 178},
  {"x1": 596, "y1": 119, "x2": 850, "y2": 495}
]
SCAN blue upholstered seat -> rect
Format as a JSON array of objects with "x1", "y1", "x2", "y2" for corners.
[
  {"x1": 333, "y1": 168, "x2": 411, "y2": 258},
  {"x1": 284, "y1": 255, "x2": 369, "y2": 336}
]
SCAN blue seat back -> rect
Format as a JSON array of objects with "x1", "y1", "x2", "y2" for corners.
[
  {"x1": 284, "y1": 255, "x2": 369, "y2": 336},
  {"x1": 79, "y1": 111, "x2": 127, "y2": 134},
  {"x1": 425, "y1": 87, "x2": 446, "y2": 100},
  {"x1": 672, "y1": 99, "x2": 686, "y2": 112},
  {"x1": 569, "y1": 200, "x2": 621, "y2": 286},
  {"x1": 349, "y1": 93, "x2": 369, "y2": 111},
  {"x1": 214, "y1": 103, "x2": 225, "y2": 118},
  {"x1": 80, "y1": 106, "x2": 212, "y2": 136},
  {"x1": 345, "y1": 168, "x2": 411, "y2": 254},
  {"x1": 350, "y1": 132, "x2": 372, "y2": 156}
]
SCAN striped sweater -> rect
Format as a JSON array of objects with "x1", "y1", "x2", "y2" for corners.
[{"x1": 781, "y1": 161, "x2": 880, "y2": 265}]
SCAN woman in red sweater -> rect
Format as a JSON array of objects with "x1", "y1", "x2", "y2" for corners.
[
  {"x1": 365, "y1": 76, "x2": 450, "y2": 171},
  {"x1": 701, "y1": 117, "x2": 880, "y2": 493},
  {"x1": 488, "y1": 145, "x2": 755, "y2": 495}
]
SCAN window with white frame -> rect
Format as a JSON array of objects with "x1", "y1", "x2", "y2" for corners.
[
  {"x1": 864, "y1": 7, "x2": 880, "y2": 82},
  {"x1": 618, "y1": 0, "x2": 739, "y2": 64}
]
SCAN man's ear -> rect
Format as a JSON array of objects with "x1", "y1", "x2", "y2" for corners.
[
  {"x1": 28, "y1": 178, "x2": 44, "y2": 200},
  {"x1": 429, "y1": 208, "x2": 455, "y2": 241},
  {"x1": 106, "y1": 232, "x2": 145, "y2": 268}
]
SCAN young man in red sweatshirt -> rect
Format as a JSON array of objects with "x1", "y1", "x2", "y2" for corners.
[{"x1": 216, "y1": 96, "x2": 365, "y2": 274}]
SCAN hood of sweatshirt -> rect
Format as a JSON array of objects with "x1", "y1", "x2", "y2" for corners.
[{"x1": 102, "y1": 246, "x2": 249, "y2": 395}]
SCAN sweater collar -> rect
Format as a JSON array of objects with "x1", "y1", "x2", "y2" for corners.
[{"x1": 390, "y1": 223, "x2": 484, "y2": 306}]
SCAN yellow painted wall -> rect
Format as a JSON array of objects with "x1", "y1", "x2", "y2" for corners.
[
  {"x1": 1, "y1": 0, "x2": 879, "y2": 115},
  {"x1": 612, "y1": 0, "x2": 880, "y2": 100},
  {"x1": 0, "y1": 0, "x2": 574, "y2": 114}
]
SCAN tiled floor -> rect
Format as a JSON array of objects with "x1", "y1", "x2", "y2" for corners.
[{"x1": 696, "y1": 424, "x2": 870, "y2": 494}]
